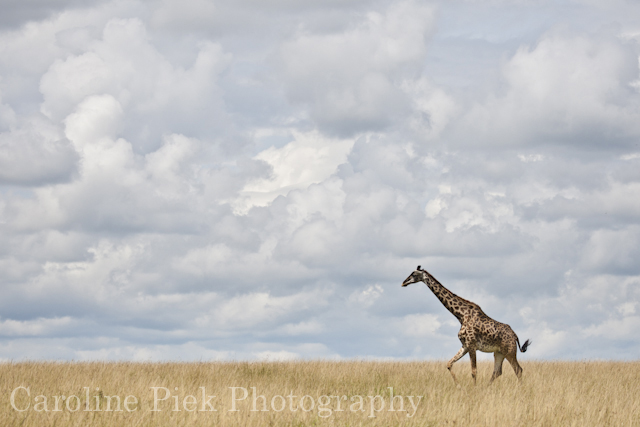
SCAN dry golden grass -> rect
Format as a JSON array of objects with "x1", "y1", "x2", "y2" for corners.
[{"x1": 1, "y1": 360, "x2": 639, "y2": 426}]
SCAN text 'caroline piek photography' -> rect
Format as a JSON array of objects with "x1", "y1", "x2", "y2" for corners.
[{"x1": 10, "y1": 386, "x2": 423, "y2": 418}]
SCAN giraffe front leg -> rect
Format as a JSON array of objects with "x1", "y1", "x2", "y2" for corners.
[
  {"x1": 447, "y1": 347, "x2": 468, "y2": 385},
  {"x1": 469, "y1": 349, "x2": 477, "y2": 385}
]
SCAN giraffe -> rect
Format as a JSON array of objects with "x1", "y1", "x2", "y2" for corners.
[{"x1": 402, "y1": 266, "x2": 530, "y2": 385}]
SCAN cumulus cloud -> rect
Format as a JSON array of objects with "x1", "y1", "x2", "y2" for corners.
[
  {"x1": 0, "y1": 0, "x2": 639, "y2": 361},
  {"x1": 233, "y1": 129, "x2": 354, "y2": 213},
  {"x1": 0, "y1": 117, "x2": 77, "y2": 185},
  {"x1": 279, "y1": 1, "x2": 436, "y2": 135},
  {"x1": 456, "y1": 30, "x2": 640, "y2": 148}
]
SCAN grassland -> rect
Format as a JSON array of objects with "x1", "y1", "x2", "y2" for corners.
[{"x1": 1, "y1": 360, "x2": 639, "y2": 426}]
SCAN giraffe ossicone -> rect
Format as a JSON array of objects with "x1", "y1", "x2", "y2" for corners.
[{"x1": 402, "y1": 265, "x2": 531, "y2": 385}]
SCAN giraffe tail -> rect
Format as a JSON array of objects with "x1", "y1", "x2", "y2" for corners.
[{"x1": 517, "y1": 338, "x2": 531, "y2": 353}]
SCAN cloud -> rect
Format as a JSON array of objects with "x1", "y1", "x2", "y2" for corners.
[
  {"x1": 233, "y1": 130, "x2": 354, "y2": 213},
  {"x1": 579, "y1": 226, "x2": 640, "y2": 275},
  {"x1": 0, "y1": 316, "x2": 74, "y2": 337},
  {"x1": 349, "y1": 284, "x2": 384, "y2": 307},
  {"x1": 39, "y1": 17, "x2": 232, "y2": 150},
  {"x1": 456, "y1": 30, "x2": 640, "y2": 148},
  {"x1": 0, "y1": 0, "x2": 640, "y2": 362},
  {"x1": 151, "y1": 0, "x2": 217, "y2": 31},
  {"x1": 0, "y1": 0, "x2": 109, "y2": 30},
  {"x1": 0, "y1": 116, "x2": 78, "y2": 186},
  {"x1": 278, "y1": 1, "x2": 436, "y2": 135},
  {"x1": 196, "y1": 289, "x2": 331, "y2": 330},
  {"x1": 400, "y1": 313, "x2": 442, "y2": 337}
]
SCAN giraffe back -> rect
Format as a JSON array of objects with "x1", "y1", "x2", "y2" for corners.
[{"x1": 465, "y1": 309, "x2": 520, "y2": 355}]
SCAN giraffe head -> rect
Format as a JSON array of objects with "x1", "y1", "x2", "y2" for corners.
[{"x1": 402, "y1": 265, "x2": 427, "y2": 287}]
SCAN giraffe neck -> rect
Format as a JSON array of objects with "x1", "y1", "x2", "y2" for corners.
[{"x1": 422, "y1": 272, "x2": 471, "y2": 323}]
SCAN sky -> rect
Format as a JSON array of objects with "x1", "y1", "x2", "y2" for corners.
[{"x1": 0, "y1": 0, "x2": 639, "y2": 362}]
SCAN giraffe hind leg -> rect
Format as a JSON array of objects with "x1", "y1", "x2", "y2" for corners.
[
  {"x1": 506, "y1": 353, "x2": 523, "y2": 380},
  {"x1": 489, "y1": 352, "x2": 505, "y2": 384},
  {"x1": 447, "y1": 347, "x2": 468, "y2": 385}
]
